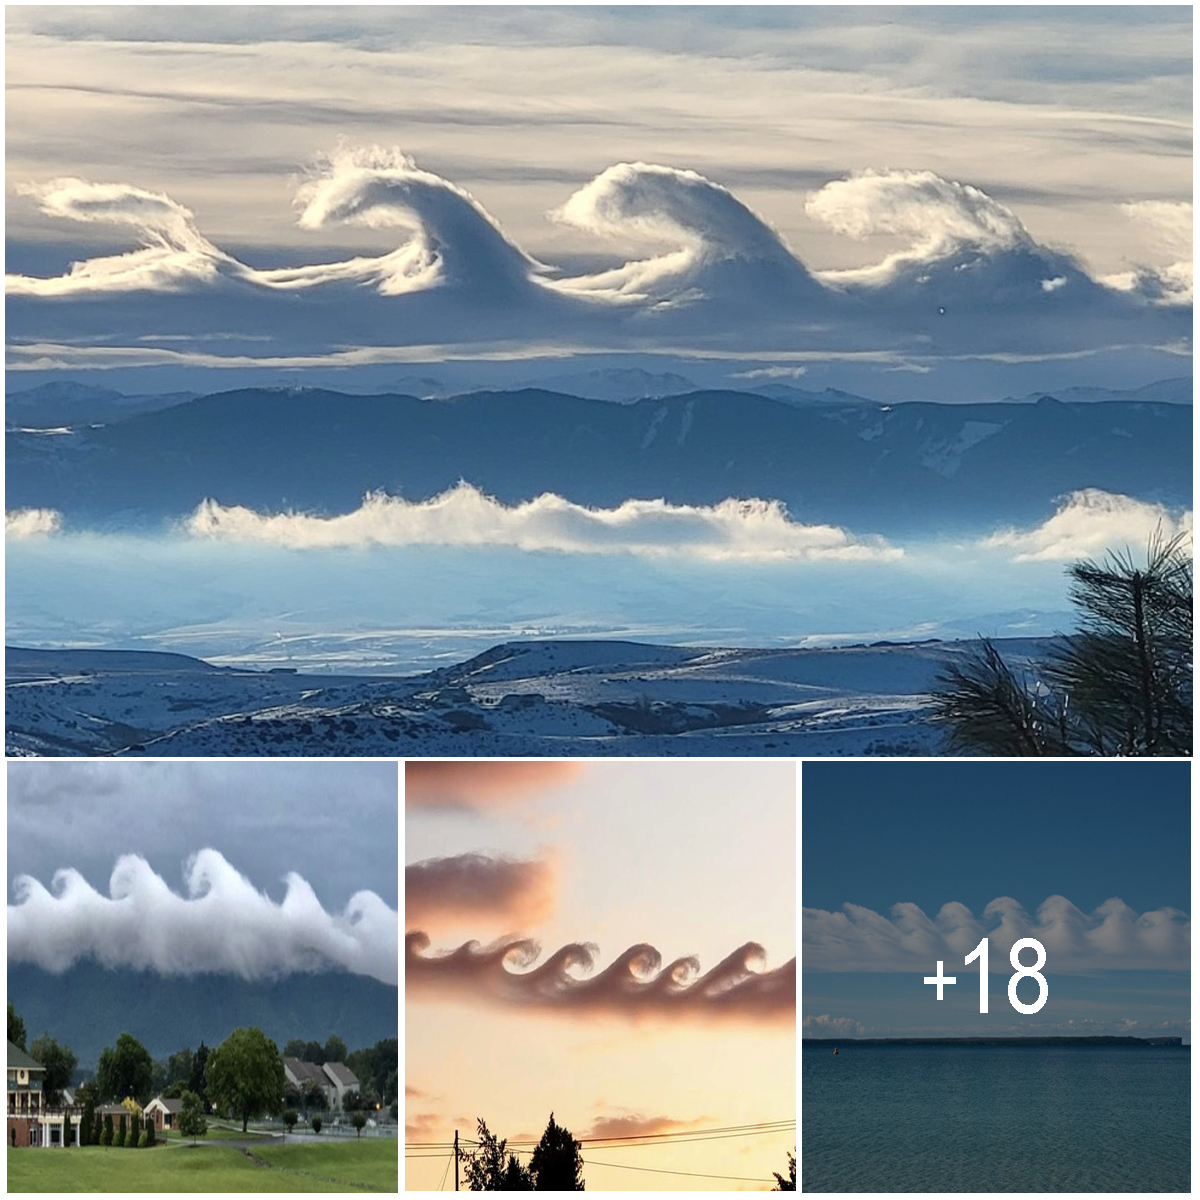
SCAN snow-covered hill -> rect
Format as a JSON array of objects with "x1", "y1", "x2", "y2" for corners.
[{"x1": 6, "y1": 637, "x2": 1059, "y2": 757}]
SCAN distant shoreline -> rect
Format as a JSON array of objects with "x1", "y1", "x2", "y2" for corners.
[{"x1": 804, "y1": 1035, "x2": 1186, "y2": 1047}]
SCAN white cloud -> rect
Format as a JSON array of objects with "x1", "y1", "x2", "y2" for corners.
[
  {"x1": 805, "y1": 168, "x2": 1031, "y2": 283},
  {"x1": 552, "y1": 161, "x2": 813, "y2": 303},
  {"x1": 982, "y1": 488, "x2": 1192, "y2": 562},
  {"x1": 802, "y1": 1013, "x2": 867, "y2": 1037},
  {"x1": 803, "y1": 895, "x2": 1190, "y2": 974},
  {"x1": 1112, "y1": 200, "x2": 1193, "y2": 304},
  {"x1": 6, "y1": 508, "x2": 62, "y2": 539},
  {"x1": 183, "y1": 483, "x2": 901, "y2": 562},
  {"x1": 8, "y1": 849, "x2": 398, "y2": 985}
]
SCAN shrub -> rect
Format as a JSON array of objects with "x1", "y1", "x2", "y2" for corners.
[{"x1": 311, "y1": 1114, "x2": 323, "y2": 1135}]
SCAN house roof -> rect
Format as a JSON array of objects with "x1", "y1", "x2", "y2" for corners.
[
  {"x1": 283, "y1": 1057, "x2": 328, "y2": 1086},
  {"x1": 147, "y1": 1096, "x2": 184, "y2": 1113},
  {"x1": 322, "y1": 1062, "x2": 360, "y2": 1088},
  {"x1": 7, "y1": 1040, "x2": 43, "y2": 1071}
]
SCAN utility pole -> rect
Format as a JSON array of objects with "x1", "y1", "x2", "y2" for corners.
[{"x1": 454, "y1": 1128, "x2": 459, "y2": 1191}]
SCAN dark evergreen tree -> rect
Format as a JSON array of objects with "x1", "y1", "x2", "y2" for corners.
[
  {"x1": 80, "y1": 1090, "x2": 96, "y2": 1147},
  {"x1": 528, "y1": 1113, "x2": 584, "y2": 1191},
  {"x1": 102, "y1": 1113, "x2": 114, "y2": 1147},
  {"x1": 189, "y1": 1042, "x2": 210, "y2": 1112},
  {"x1": 933, "y1": 533, "x2": 1192, "y2": 755}
]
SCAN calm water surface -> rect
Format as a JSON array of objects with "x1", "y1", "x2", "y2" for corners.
[{"x1": 803, "y1": 1044, "x2": 1190, "y2": 1192}]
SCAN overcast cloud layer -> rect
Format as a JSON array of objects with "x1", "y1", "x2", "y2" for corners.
[
  {"x1": 804, "y1": 895, "x2": 1190, "y2": 974},
  {"x1": 7, "y1": 760, "x2": 398, "y2": 908},
  {"x1": 9, "y1": 849, "x2": 398, "y2": 985}
]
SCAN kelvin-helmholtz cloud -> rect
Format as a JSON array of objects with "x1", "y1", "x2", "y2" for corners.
[
  {"x1": 407, "y1": 932, "x2": 794, "y2": 1022},
  {"x1": 6, "y1": 150, "x2": 1188, "y2": 368},
  {"x1": 8, "y1": 849, "x2": 398, "y2": 985},
  {"x1": 804, "y1": 895, "x2": 1190, "y2": 974}
]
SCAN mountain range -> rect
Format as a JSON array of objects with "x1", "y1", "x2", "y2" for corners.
[
  {"x1": 8, "y1": 960, "x2": 398, "y2": 1068},
  {"x1": 6, "y1": 385, "x2": 1189, "y2": 535}
]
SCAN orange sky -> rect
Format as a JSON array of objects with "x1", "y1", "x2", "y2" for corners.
[{"x1": 404, "y1": 761, "x2": 796, "y2": 1190}]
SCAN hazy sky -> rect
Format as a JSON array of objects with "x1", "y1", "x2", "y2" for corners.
[
  {"x1": 4, "y1": 6, "x2": 1190, "y2": 386},
  {"x1": 405, "y1": 760, "x2": 796, "y2": 1190},
  {"x1": 802, "y1": 762, "x2": 1191, "y2": 1041},
  {"x1": 7, "y1": 760, "x2": 399, "y2": 984}
]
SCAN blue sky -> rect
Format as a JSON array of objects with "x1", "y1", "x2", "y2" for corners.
[
  {"x1": 4, "y1": 5, "x2": 1190, "y2": 394},
  {"x1": 802, "y1": 762, "x2": 1191, "y2": 1039}
]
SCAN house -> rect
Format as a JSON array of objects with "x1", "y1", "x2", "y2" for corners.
[
  {"x1": 283, "y1": 1057, "x2": 360, "y2": 1109},
  {"x1": 144, "y1": 1096, "x2": 184, "y2": 1132},
  {"x1": 7, "y1": 1040, "x2": 81, "y2": 1148},
  {"x1": 320, "y1": 1062, "x2": 361, "y2": 1109}
]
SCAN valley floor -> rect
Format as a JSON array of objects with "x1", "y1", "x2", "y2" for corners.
[{"x1": 5, "y1": 636, "x2": 1057, "y2": 757}]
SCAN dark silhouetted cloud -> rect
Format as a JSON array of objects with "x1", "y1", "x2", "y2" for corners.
[{"x1": 406, "y1": 932, "x2": 795, "y2": 1022}]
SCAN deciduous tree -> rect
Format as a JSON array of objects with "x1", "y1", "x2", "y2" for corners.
[
  {"x1": 96, "y1": 1034, "x2": 153, "y2": 1105},
  {"x1": 7, "y1": 1004, "x2": 26, "y2": 1051},
  {"x1": 772, "y1": 1150, "x2": 796, "y2": 1190},
  {"x1": 352, "y1": 1112, "x2": 367, "y2": 1138},
  {"x1": 206, "y1": 1027, "x2": 285, "y2": 1134},
  {"x1": 30, "y1": 1035, "x2": 78, "y2": 1107},
  {"x1": 179, "y1": 1089, "x2": 208, "y2": 1145}
]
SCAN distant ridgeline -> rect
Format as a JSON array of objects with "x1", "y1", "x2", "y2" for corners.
[{"x1": 804, "y1": 1036, "x2": 1185, "y2": 1046}]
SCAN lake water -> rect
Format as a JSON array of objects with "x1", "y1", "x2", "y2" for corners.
[{"x1": 802, "y1": 1044, "x2": 1190, "y2": 1192}]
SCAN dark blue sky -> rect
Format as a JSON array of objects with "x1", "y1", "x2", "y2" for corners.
[
  {"x1": 803, "y1": 761, "x2": 1190, "y2": 916},
  {"x1": 802, "y1": 762, "x2": 1191, "y2": 1040}
]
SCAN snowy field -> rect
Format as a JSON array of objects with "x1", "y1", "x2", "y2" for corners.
[{"x1": 6, "y1": 637, "x2": 1057, "y2": 757}]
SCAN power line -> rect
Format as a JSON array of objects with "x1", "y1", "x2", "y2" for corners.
[
  {"x1": 581, "y1": 1158, "x2": 774, "y2": 1183},
  {"x1": 437, "y1": 1146, "x2": 452, "y2": 1191}
]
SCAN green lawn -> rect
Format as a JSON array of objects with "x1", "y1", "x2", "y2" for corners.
[
  {"x1": 164, "y1": 1124, "x2": 274, "y2": 1142},
  {"x1": 6, "y1": 1141, "x2": 398, "y2": 1192}
]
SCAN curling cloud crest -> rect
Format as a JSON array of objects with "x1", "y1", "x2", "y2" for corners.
[
  {"x1": 803, "y1": 895, "x2": 1190, "y2": 973},
  {"x1": 184, "y1": 483, "x2": 901, "y2": 562},
  {"x1": 8, "y1": 849, "x2": 398, "y2": 985},
  {"x1": 406, "y1": 852, "x2": 558, "y2": 929},
  {"x1": 407, "y1": 932, "x2": 795, "y2": 1022},
  {"x1": 9, "y1": 179, "x2": 234, "y2": 295},
  {"x1": 553, "y1": 161, "x2": 816, "y2": 302},
  {"x1": 6, "y1": 154, "x2": 1188, "y2": 359},
  {"x1": 982, "y1": 488, "x2": 1192, "y2": 561}
]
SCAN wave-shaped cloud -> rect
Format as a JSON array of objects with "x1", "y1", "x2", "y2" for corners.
[
  {"x1": 406, "y1": 761, "x2": 585, "y2": 812},
  {"x1": 553, "y1": 161, "x2": 818, "y2": 304},
  {"x1": 803, "y1": 895, "x2": 1189, "y2": 973},
  {"x1": 8, "y1": 178, "x2": 237, "y2": 296},
  {"x1": 281, "y1": 145, "x2": 548, "y2": 298},
  {"x1": 6, "y1": 152, "x2": 1188, "y2": 363},
  {"x1": 8, "y1": 849, "x2": 398, "y2": 985},
  {"x1": 982, "y1": 488, "x2": 1192, "y2": 561},
  {"x1": 6, "y1": 508, "x2": 62, "y2": 539},
  {"x1": 801, "y1": 1013, "x2": 868, "y2": 1037},
  {"x1": 406, "y1": 852, "x2": 557, "y2": 929},
  {"x1": 407, "y1": 931, "x2": 795, "y2": 1021},
  {"x1": 183, "y1": 483, "x2": 901, "y2": 562}
]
